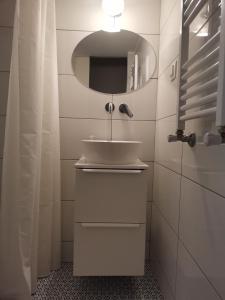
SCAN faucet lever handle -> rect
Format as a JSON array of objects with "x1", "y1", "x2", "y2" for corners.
[{"x1": 119, "y1": 104, "x2": 133, "y2": 118}]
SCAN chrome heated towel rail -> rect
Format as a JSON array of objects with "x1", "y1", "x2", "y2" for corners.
[{"x1": 168, "y1": 0, "x2": 225, "y2": 146}]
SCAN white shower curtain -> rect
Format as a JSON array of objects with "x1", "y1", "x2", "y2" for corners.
[{"x1": 0, "y1": 0, "x2": 61, "y2": 299}]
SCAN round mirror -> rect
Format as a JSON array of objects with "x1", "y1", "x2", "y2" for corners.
[{"x1": 72, "y1": 30, "x2": 157, "y2": 95}]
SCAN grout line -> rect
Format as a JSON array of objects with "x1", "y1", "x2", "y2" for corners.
[
  {"x1": 56, "y1": 28, "x2": 94, "y2": 33},
  {"x1": 178, "y1": 237, "x2": 223, "y2": 300},
  {"x1": 62, "y1": 240, "x2": 73, "y2": 243},
  {"x1": 59, "y1": 116, "x2": 157, "y2": 122},
  {"x1": 156, "y1": 114, "x2": 176, "y2": 122},
  {"x1": 61, "y1": 200, "x2": 74, "y2": 202},
  {"x1": 62, "y1": 241, "x2": 73, "y2": 244},
  {"x1": 174, "y1": 139, "x2": 184, "y2": 298},
  {"x1": 155, "y1": 161, "x2": 182, "y2": 176},
  {"x1": 60, "y1": 158, "x2": 78, "y2": 161},
  {"x1": 57, "y1": 73, "x2": 159, "y2": 80},
  {"x1": 151, "y1": 205, "x2": 177, "y2": 297},
  {"x1": 155, "y1": 161, "x2": 225, "y2": 200},
  {"x1": 160, "y1": 0, "x2": 178, "y2": 33},
  {"x1": 0, "y1": 70, "x2": 10, "y2": 73},
  {"x1": 60, "y1": 158, "x2": 155, "y2": 163},
  {"x1": 56, "y1": 28, "x2": 160, "y2": 36},
  {"x1": 59, "y1": 116, "x2": 110, "y2": 121},
  {"x1": 0, "y1": 25, "x2": 13, "y2": 29},
  {"x1": 158, "y1": 55, "x2": 180, "y2": 78},
  {"x1": 112, "y1": 118, "x2": 156, "y2": 122},
  {"x1": 153, "y1": 201, "x2": 179, "y2": 238}
]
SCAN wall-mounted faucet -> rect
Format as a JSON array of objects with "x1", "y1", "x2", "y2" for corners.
[{"x1": 119, "y1": 104, "x2": 133, "y2": 118}]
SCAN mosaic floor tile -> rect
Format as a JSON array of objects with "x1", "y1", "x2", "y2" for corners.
[{"x1": 33, "y1": 262, "x2": 163, "y2": 300}]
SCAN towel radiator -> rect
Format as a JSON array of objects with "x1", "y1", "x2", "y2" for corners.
[{"x1": 168, "y1": 0, "x2": 225, "y2": 147}]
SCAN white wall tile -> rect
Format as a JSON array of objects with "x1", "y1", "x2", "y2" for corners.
[
  {"x1": 0, "y1": 159, "x2": 2, "y2": 198},
  {"x1": 56, "y1": 0, "x2": 102, "y2": 31},
  {"x1": 146, "y1": 162, "x2": 154, "y2": 202},
  {"x1": 60, "y1": 118, "x2": 111, "y2": 159},
  {"x1": 0, "y1": 72, "x2": 9, "y2": 116},
  {"x1": 151, "y1": 204, "x2": 178, "y2": 294},
  {"x1": 0, "y1": 28, "x2": 13, "y2": 71},
  {"x1": 62, "y1": 201, "x2": 74, "y2": 242},
  {"x1": 182, "y1": 118, "x2": 225, "y2": 197},
  {"x1": 141, "y1": 34, "x2": 159, "y2": 78},
  {"x1": 112, "y1": 120, "x2": 155, "y2": 161},
  {"x1": 57, "y1": 30, "x2": 90, "y2": 75},
  {"x1": 183, "y1": 142, "x2": 225, "y2": 198},
  {"x1": 176, "y1": 242, "x2": 221, "y2": 300},
  {"x1": 159, "y1": 0, "x2": 181, "y2": 75},
  {"x1": 180, "y1": 178, "x2": 225, "y2": 299},
  {"x1": 157, "y1": 58, "x2": 179, "y2": 120},
  {"x1": 153, "y1": 163, "x2": 180, "y2": 234},
  {"x1": 0, "y1": 116, "x2": 6, "y2": 158},
  {"x1": 61, "y1": 160, "x2": 77, "y2": 201},
  {"x1": 160, "y1": 0, "x2": 178, "y2": 31},
  {"x1": 0, "y1": 0, "x2": 15, "y2": 27},
  {"x1": 56, "y1": 0, "x2": 160, "y2": 34},
  {"x1": 122, "y1": 0, "x2": 160, "y2": 34},
  {"x1": 59, "y1": 75, "x2": 111, "y2": 119},
  {"x1": 155, "y1": 115, "x2": 182, "y2": 173},
  {"x1": 62, "y1": 241, "x2": 73, "y2": 262},
  {"x1": 113, "y1": 80, "x2": 157, "y2": 121}
]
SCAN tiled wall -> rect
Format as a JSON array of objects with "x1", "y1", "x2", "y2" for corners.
[
  {"x1": 152, "y1": 0, "x2": 225, "y2": 299},
  {"x1": 56, "y1": 0, "x2": 160, "y2": 262},
  {"x1": 0, "y1": 0, "x2": 15, "y2": 197}
]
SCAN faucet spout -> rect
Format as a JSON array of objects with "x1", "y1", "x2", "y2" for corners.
[{"x1": 119, "y1": 104, "x2": 133, "y2": 118}]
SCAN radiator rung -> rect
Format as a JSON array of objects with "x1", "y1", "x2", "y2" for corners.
[
  {"x1": 181, "y1": 47, "x2": 220, "y2": 80},
  {"x1": 182, "y1": 31, "x2": 220, "y2": 70},
  {"x1": 184, "y1": 0, "x2": 196, "y2": 17},
  {"x1": 180, "y1": 107, "x2": 216, "y2": 121},
  {"x1": 180, "y1": 92, "x2": 218, "y2": 111},
  {"x1": 181, "y1": 62, "x2": 219, "y2": 90},
  {"x1": 180, "y1": 77, "x2": 218, "y2": 101},
  {"x1": 184, "y1": 0, "x2": 208, "y2": 27}
]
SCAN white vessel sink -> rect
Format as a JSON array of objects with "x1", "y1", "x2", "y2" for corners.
[{"x1": 81, "y1": 139, "x2": 142, "y2": 165}]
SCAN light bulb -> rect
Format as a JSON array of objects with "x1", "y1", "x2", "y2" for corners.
[{"x1": 102, "y1": 0, "x2": 124, "y2": 17}]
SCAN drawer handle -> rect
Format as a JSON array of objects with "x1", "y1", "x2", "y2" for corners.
[
  {"x1": 81, "y1": 169, "x2": 142, "y2": 174},
  {"x1": 81, "y1": 223, "x2": 141, "y2": 229}
]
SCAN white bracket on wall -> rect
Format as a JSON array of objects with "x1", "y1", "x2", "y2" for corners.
[{"x1": 170, "y1": 60, "x2": 178, "y2": 82}]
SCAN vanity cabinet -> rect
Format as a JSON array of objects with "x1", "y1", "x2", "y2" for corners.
[{"x1": 73, "y1": 166, "x2": 148, "y2": 276}]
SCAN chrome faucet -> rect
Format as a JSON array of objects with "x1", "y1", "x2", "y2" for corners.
[
  {"x1": 105, "y1": 102, "x2": 115, "y2": 114},
  {"x1": 119, "y1": 104, "x2": 133, "y2": 118}
]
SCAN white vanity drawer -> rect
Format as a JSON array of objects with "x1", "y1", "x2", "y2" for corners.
[
  {"x1": 75, "y1": 168, "x2": 147, "y2": 223},
  {"x1": 73, "y1": 222, "x2": 146, "y2": 276}
]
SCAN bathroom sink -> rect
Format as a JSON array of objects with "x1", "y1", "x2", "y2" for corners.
[{"x1": 81, "y1": 139, "x2": 142, "y2": 165}]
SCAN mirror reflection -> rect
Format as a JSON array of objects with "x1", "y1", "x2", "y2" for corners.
[{"x1": 72, "y1": 30, "x2": 157, "y2": 94}]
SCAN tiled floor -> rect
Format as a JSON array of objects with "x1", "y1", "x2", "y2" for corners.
[{"x1": 33, "y1": 263, "x2": 163, "y2": 300}]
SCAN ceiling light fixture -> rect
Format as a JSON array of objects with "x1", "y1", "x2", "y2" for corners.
[
  {"x1": 102, "y1": 0, "x2": 124, "y2": 17},
  {"x1": 102, "y1": 0, "x2": 124, "y2": 32}
]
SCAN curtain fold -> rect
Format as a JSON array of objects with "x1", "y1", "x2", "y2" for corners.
[{"x1": 0, "y1": 0, "x2": 61, "y2": 299}]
